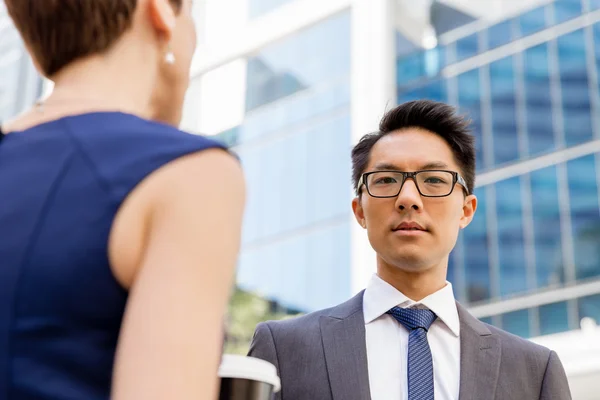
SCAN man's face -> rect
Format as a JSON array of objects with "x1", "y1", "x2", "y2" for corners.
[{"x1": 352, "y1": 128, "x2": 477, "y2": 274}]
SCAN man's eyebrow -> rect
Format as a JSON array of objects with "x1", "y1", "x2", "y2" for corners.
[
  {"x1": 370, "y1": 162, "x2": 450, "y2": 171},
  {"x1": 372, "y1": 162, "x2": 400, "y2": 171},
  {"x1": 420, "y1": 162, "x2": 450, "y2": 170}
]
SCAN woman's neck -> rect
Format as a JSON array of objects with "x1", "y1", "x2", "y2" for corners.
[{"x1": 3, "y1": 54, "x2": 159, "y2": 134}]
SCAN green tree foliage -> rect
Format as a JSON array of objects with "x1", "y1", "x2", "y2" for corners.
[{"x1": 223, "y1": 288, "x2": 301, "y2": 355}]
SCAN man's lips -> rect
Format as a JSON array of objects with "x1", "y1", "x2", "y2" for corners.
[{"x1": 393, "y1": 221, "x2": 427, "y2": 231}]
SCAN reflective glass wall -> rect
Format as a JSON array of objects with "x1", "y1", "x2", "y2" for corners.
[
  {"x1": 188, "y1": 11, "x2": 353, "y2": 312},
  {"x1": 398, "y1": 0, "x2": 600, "y2": 337},
  {"x1": 248, "y1": 0, "x2": 297, "y2": 18}
]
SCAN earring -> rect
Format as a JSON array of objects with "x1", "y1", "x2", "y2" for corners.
[{"x1": 165, "y1": 45, "x2": 176, "y2": 65}]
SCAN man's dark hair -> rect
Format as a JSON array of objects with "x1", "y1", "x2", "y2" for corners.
[{"x1": 351, "y1": 100, "x2": 476, "y2": 196}]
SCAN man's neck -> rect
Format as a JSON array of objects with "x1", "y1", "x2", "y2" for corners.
[{"x1": 376, "y1": 260, "x2": 448, "y2": 302}]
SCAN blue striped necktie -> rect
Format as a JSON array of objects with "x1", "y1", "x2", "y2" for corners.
[{"x1": 387, "y1": 307, "x2": 437, "y2": 400}]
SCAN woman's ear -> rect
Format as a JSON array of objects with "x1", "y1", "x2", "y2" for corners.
[{"x1": 147, "y1": 0, "x2": 177, "y2": 40}]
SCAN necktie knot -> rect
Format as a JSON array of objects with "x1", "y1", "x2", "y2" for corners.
[{"x1": 387, "y1": 306, "x2": 437, "y2": 331}]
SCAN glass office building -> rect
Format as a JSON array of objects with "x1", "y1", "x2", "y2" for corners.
[
  {"x1": 0, "y1": 3, "x2": 42, "y2": 123},
  {"x1": 190, "y1": 0, "x2": 600, "y2": 323},
  {"x1": 185, "y1": 9, "x2": 353, "y2": 312},
  {"x1": 396, "y1": 0, "x2": 600, "y2": 339}
]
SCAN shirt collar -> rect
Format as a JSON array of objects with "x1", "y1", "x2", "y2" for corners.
[{"x1": 363, "y1": 274, "x2": 460, "y2": 337}]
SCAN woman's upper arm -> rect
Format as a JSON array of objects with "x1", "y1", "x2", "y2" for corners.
[{"x1": 111, "y1": 149, "x2": 246, "y2": 400}]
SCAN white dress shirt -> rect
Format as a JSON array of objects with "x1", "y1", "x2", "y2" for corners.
[{"x1": 363, "y1": 274, "x2": 461, "y2": 400}]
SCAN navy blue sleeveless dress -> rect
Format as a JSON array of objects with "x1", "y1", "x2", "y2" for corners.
[{"x1": 0, "y1": 112, "x2": 229, "y2": 399}]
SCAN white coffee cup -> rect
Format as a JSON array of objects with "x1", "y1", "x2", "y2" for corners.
[{"x1": 218, "y1": 355, "x2": 281, "y2": 400}]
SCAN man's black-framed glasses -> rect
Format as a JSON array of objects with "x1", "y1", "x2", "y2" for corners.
[{"x1": 358, "y1": 170, "x2": 468, "y2": 198}]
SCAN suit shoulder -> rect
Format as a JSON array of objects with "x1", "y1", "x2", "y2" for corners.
[
  {"x1": 257, "y1": 292, "x2": 364, "y2": 341},
  {"x1": 261, "y1": 306, "x2": 336, "y2": 332},
  {"x1": 486, "y1": 323, "x2": 553, "y2": 360}
]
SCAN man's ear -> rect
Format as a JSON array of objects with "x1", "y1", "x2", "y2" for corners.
[
  {"x1": 352, "y1": 196, "x2": 367, "y2": 229},
  {"x1": 459, "y1": 194, "x2": 477, "y2": 229}
]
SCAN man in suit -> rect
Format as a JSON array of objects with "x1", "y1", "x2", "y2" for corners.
[{"x1": 248, "y1": 100, "x2": 571, "y2": 400}]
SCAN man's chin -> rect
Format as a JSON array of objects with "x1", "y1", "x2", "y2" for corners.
[{"x1": 381, "y1": 252, "x2": 432, "y2": 272}]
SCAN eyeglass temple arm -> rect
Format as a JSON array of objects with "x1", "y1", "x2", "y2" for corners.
[{"x1": 457, "y1": 174, "x2": 468, "y2": 192}]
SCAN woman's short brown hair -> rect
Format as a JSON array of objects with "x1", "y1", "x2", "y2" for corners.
[{"x1": 5, "y1": 0, "x2": 183, "y2": 77}]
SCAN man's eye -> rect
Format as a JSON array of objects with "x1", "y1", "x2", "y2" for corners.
[{"x1": 374, "y1": 177, "x2": 397, "y2": 185}]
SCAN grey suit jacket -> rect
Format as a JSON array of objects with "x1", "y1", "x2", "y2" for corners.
[{"x1": 248, "y1": 291, "x2": 571, "y2": 400}]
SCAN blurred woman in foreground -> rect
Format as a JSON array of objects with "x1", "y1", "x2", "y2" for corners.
[{"x1": 0, "y1": 0, "x2": 245, "y2": 399}]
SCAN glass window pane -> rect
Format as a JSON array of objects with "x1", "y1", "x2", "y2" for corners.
[
  {"x1": 324, "y1": 115, "x2": 351, "y2": 220},
  {"x1": 487, "y1": 20, "x2": 515, "y2": 49},
  {"x1": 425, "y1": 47, "x2": 445, "y2": 77},
  {"x1": 447, "y1": 248, "x2": 457, "y2": 293},
  {"x1": 480, "y1": 316, "x2": 492, "y2": 325},
  {"x1": 557, "y1": 30, "x2": 593, "y2": 147},
  {"x1": 397, "y1": 48, "x2": 445, "y2": 90},
  {"x1": 578, "y1": 293, "x2": 600, "y2": 324},
  {"x1": 241, "y1": 77, "x2": 350, "y2": 144},
  {"x1": 276, "y1": 235, "x2": 308, "y2": 308},
  {"x1": 332, "y1": 221, "x2": 352, "y2": 304},
  {"x1": 458, "y1": 70, "x2": 485, "y2": 171},
  {"x1": 260, "y1": 140, "x2": 283, "y2": 238},
  {"x1": 496, "y1": 178, "x2": 528, "y2": 296},
  {"x1": 530, "y1": 167, "x2": 565, "y2": 288},
  {"x1": 501, "y1": 309, "x2": 530, "y2": 337},
  {"x1": 448, "y1": 235, "x2": 466, "y2": 303},
  {"x1": 553, "y1": 0, "x2": 583, "y2": 24},
  {"x1": 490, "y1": 56, "x2": 520, "y2": 166},
  {"x1": 280, "y1": 131, "x2": 308, "y2": 232},
  {"x1": 456, "y1": 33, "x2": 479, "y2": 62},
  {"x1": 254, "y1": 243, "x2": 282, "y2": 304},
  {"x1": 306, "y1": 113, "x2": 351, "y2": 224},
  {"x1": 239, "y1": 148, "x2": 261, "y2": 244},
  {"x1": 398, "y1": 80, "x2": 447, "y2": 104},
  {"x1": 397, "y1": 52, "x2": 426, "y2": 87},
  {"x1": 518, "y1": 6, "x2": 549, "y2": 37},
  {"x1": 594, "y1": 22, "x2": 600, "y2": 98},
  {"x1": 396, "y1": 31, "x2": 420, "y2": 59},
  {"x1": 447, "y1": 242, "x2": 457, "y2": 285},
  {"x1": 463, "y1": 187, "x2": 491, "y2": 303},
  {"x1": 248, "y1": 0, "x2": 296, "y2": 18},
  {"x1": 245, "y1": 11, "x2": 350, "y2": 111},
  {"x1": 539, "y1": 301, "x2": 569, "y2": 335},
  {"x1": 239, "y1": 249, "x2": 268, "y2": 293},
  {"x1": 306, "y1": 226, "x2": 336, "y2": 311},
  {"x1": 524, "y1": 44, "x2": 555, "y2": 156},
  {"x1": 567, "y1": 155, "x2": 600, "y2": 281},
  {"x1": 245, "y1": 57, "x2": 306, "y2": 111},
  {"x1": 592, "y1": 0, "x2": 600, "y2": 11}
]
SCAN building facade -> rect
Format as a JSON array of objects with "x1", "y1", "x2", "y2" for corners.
[
  {"x1": 190, "y1": 0, "x2": 600, "y2": 326},
  {"x1": 183, "y1": 1, "x2": 357, "y2": 312},
  {"x1": 398, "y1": 0, "x2": 600, "y2": 340}
]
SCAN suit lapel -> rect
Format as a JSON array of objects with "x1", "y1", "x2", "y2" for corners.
[
  {"x1": 320, "y1": 291, "x2": 371, "y2": 400},
  {"x1": 457, "y1": 303, "x2": 501, "y2": 400}
]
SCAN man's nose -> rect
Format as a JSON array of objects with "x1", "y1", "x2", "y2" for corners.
[{"x1": 395, "y1": 178, "x2": 423, "y2": 211}]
